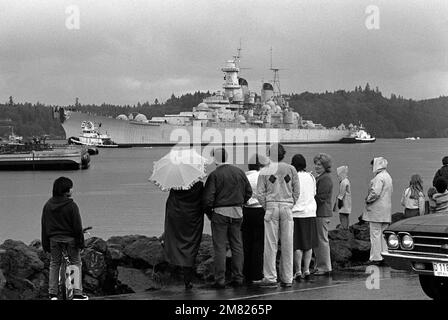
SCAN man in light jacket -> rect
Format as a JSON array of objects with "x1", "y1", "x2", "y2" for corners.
[
  {"x1": 257, "y1": 143, "x2": 300, "y2": 287},
  {"x1": 362, "y1": 157, "x2": 393, "y2": 265}
]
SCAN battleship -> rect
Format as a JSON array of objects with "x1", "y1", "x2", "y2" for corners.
[{"x1": 58, "y1": 50, "x2": 374, "y2": 147}]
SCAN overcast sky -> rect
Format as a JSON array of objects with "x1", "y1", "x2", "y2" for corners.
[{"x1": 0, "y1": 0, "x2": 447, "y2": 105}]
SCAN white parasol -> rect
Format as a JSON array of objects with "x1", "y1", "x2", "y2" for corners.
[{"x1": 149, "y1": 148, "x2": 209, "y2": 191}]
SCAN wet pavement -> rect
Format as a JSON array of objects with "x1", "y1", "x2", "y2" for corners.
[{"x1": 94, "y1": 266, "x2": 429, "y2": 300}]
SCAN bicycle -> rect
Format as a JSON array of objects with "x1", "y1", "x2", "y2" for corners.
[{"x1": 58, "y1": 226, "x2": 92, "y2": 300}]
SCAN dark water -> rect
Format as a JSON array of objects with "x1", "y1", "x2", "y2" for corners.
[{"x1": 1, "y1": 138, "x2": 445, "y2": 243}]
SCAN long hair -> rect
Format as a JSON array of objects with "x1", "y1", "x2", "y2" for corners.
[{"x1": 409, "y1": 174, "x2": 423, "y2": 200}]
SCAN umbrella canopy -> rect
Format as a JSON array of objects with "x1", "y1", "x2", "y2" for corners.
[{"x1": 149, "y1": 148, "x2": 209, "y2": 191}]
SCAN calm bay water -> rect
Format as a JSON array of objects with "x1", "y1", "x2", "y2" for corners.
[{"x1": 1, "y1": 138, "x2": 446, "y2": 244}]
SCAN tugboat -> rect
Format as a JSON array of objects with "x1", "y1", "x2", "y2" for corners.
[
  {"x1": 340, "y1": 125, "x2": 376, "y2": 143},
  {"x1": 68, "y1": 121, "x2": 118, "y2": 148}
]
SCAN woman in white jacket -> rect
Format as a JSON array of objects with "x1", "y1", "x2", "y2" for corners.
[{"x1": 291, "y1": 154, "x2": 318, "y2": 281}]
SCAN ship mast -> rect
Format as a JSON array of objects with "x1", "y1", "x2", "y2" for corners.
[{"x1": 270, "y1": 47, "x2": 282, "y2": 97}]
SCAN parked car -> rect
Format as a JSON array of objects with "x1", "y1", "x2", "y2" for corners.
[{"x1": 382, "y1": 213, "x2": 448, "y2": 300}]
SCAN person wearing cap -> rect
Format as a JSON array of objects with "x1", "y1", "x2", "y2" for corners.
[
  {"x1": 362, "y1": 157, "x2": 393, "y2": 266},
  {"x1": 432, "y1": 156, "x2": 448, "y2": 187},
  {"x1": 203, "y1": 148, "x2": 252, "y2": 289},
  {"x1": 257, "y1": 143, "x2": 300, "y2": 288},
  {"x1": 242, "y1": 153, "x2": 268, "y2": 285}
]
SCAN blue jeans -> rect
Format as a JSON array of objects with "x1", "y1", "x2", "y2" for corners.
[
  {"x1": 210, "y1": 213, "x2": 244, "y2": 285},
  {"x1": 48, "y1": 240, "x2": 83, "y2": 295}
]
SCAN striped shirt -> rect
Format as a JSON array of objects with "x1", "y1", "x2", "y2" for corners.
[{"x1": 433, "y1": 191, "x2": 448, "y2": 213}]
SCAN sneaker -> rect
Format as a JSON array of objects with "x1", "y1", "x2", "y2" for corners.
[
  {"x1": 257, "y1": 279, "x2": 278, "y2": 288},
  {"x1": 280, "y1": 282, "x2": 292, "y2": 288},
  {"x1": 49, "y1": 294, "x2": 58, "y2": 300},
  {"x1": 72, "y1": 294, "x2": 89, "y2": 300},
  {"x1": 302, "y1": 271, "x2": 311, "y2": 281},
  {"x1": 294, "y1": 272, "x2": 302, "y2": 281},
  {"x1": 250, "y1": 279, "x2": 263, "y2": 286}
]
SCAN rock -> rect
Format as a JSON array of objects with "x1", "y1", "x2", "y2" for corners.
[
  {"x1": 29, "y1": 240, "x2": 42, "y2": 250},
  {"x1": 117, "y1": 266, "x2": 162, "y2": 292},
  {"x1": 196, "y1": 257, "x2": 215, "y2": 281},
  {"x1": 85, "y1": 237, "x2": 108, "y2": 254},
  {"x1": 349, "y1": 239, "x2": 371, "y2": 262},
  {"x1": 330, "y1": 240, "x2": 352, "y2": 265},
  {"x1": 195, "y1": 234, "x2": 213, "y2": 264},
  {"x1": 108, "y1": 246, "x2": 126, "y2": 262},
  {"x1": 83, "y1": 274, "x2": 100, "y2": 293},
  {"x1": 123, "y1": 238, "x2": 166, "y2": 268},
  {"x1": 0, "y1": 240, "x2": 44, "y2": 278},
  {"x1": 106, "y1": 235, "x2": 149, "y2": 250},
  {"x1": 82, "y1": 248, "x2": 108, "y2": 280},
  {"x1": 351, "y1": 222, "x2": 370, "y2": 242},
  {"x1": 0, "y1": 269, "x2": 6, "y2": 291},
  {"x1": 328, "y1": 228, "x2": 354, "y2": 241}
]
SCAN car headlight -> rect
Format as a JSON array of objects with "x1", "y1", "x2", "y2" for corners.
[
  {"x1": 401, "y1": 234, "x2": 414, "y2": 250},
  {"x1": 386, "y1": 233, "x2": 399, "y2": 249}
]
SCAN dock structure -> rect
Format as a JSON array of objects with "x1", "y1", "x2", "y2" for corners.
[{"x1": 0, "y1": 144, "x2": 90, "y2": 170}]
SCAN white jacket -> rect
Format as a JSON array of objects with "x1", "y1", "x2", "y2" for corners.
[{"x1": 292, "y1": 171, "x2": 317, "y2": 218}]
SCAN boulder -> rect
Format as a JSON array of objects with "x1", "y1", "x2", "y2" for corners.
[
  {"x1": 349, "y1": 239, "x2": 371, "y2": 262},
  {"x1": 29, "y1": 240, "x2": 42, "y2": 250},
  {"x1": 106, "y1": 235, "x2": 149, "y2": 250},
  {"x1": 123, "y1": 238, "x2": 166, "y2": 268},
  {"x1": 85, "y1": 237, "x2": 108, "y2": 254},
  {"x1": 328, "y1": 228, "x2": 354, "y2": 241},
  {"x1": 330, "y1": 240, "x2": 352, "y2": 265},
  {"x1": 196, "y1": 257, "x2": 215, "y2": 281},
  {"x1": 0, "y1": 240, "x2": 44, "y2": 278},
  {"x1": 117, "y1": 266, "x2": 162, "y2": 292},
  {"x1": 351, "y1": 222, "x2": 370, "y2": 242},
  {"x1": 195, "y1": 234, "x2": 213, "y2": 265},
  {"x1": 82, "y1": 248, "x2": 108, "y2": 280}
]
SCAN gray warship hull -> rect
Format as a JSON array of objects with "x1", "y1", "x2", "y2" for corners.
[{"x1": 62, "y1": 111, "x2": 352, "y2": 147}]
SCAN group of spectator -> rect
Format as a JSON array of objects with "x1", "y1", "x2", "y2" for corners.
[
  {"x1": 163, "y1": 143, "x2": 344, "y2": 289},
  {"x1": 41, "y1": 146, "x2": 448, "y2": 299}
]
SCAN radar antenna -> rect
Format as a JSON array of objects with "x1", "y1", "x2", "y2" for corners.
[{"x1": 269, "y1": 47, "x2": 288, "y2": 108}]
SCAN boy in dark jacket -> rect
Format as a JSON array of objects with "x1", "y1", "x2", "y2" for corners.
[
  {"x1": 41, "y1": 177, "x2": 88, "y2": 300},
  {"x1": 432, "y1": 156, "x2": 448, "y2": 187}
]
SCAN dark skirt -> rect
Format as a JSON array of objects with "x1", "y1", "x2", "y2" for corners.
[
  {"x1": 164, "y1": 182, "x2": 204, "y2": 267},
  {"x1": 293, "y1": 217, "x2": 318, "y2": 250}
]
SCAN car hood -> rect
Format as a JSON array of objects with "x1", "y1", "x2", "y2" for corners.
[{"x1": 388, "y1": 214, "x2": 448, "y2": 234}]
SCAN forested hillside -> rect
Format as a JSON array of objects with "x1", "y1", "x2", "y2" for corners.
[{"x1": 2, "y1": 86, "x2": 448, "y2": 139}]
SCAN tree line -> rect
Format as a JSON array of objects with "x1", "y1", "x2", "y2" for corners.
[{"x1": 2, "y1": 85, "x2": 448, "y2": 139}]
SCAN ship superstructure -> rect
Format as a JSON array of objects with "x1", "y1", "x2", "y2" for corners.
[{"x1": 59, "y1": 48, "x2": 369, "y2": 146}]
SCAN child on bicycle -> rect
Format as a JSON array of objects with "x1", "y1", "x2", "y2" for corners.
[{"x1": 41, "y1": 176, "x2": 88, "y2": 300}]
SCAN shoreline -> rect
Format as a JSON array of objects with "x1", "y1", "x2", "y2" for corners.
[{"x1": 0, "y1": 219, "x2": 375, "y2": 300}]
